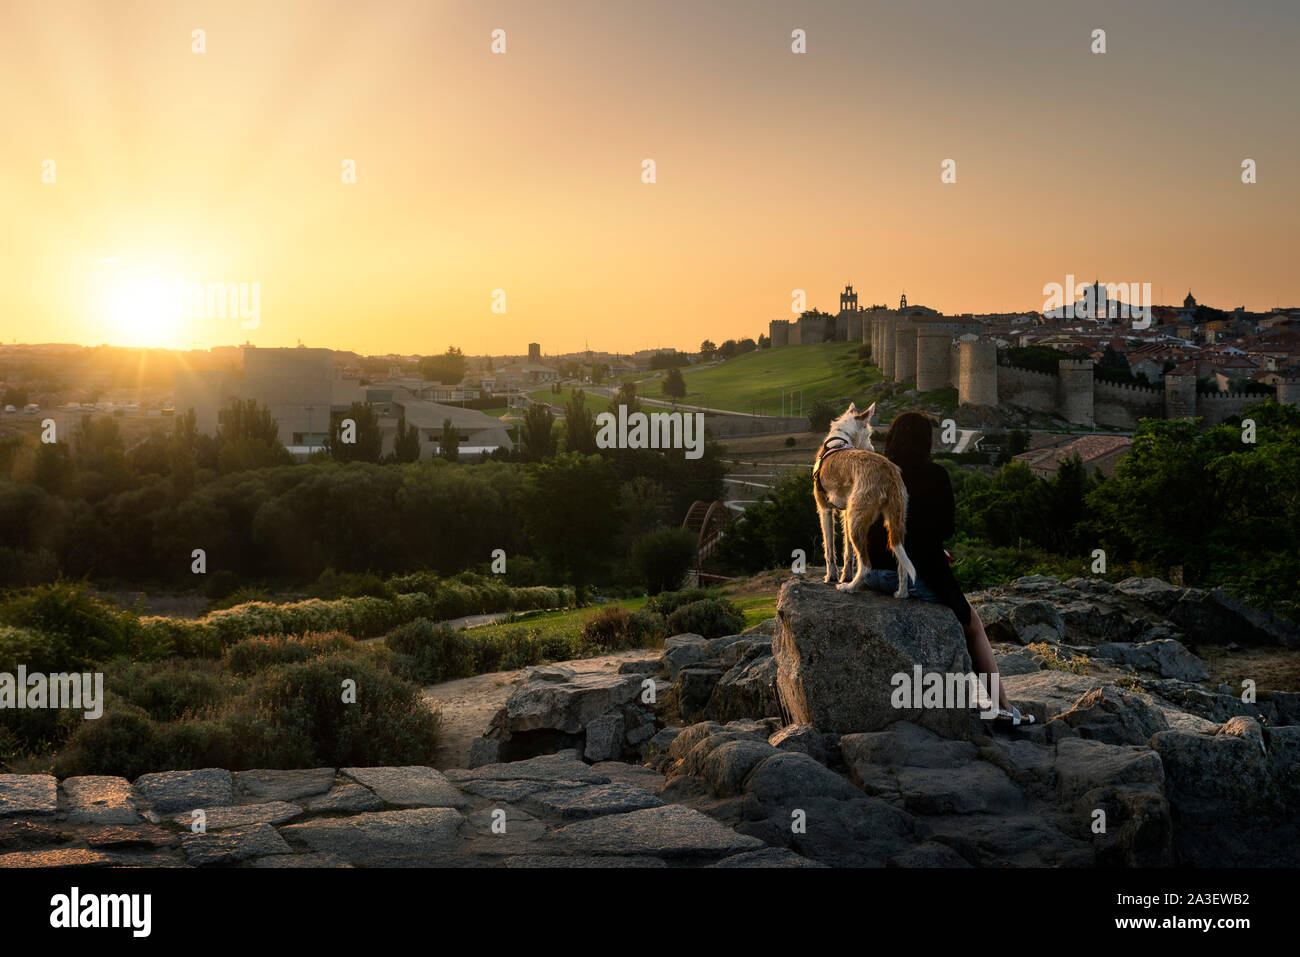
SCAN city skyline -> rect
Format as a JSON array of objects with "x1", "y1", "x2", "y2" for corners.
[{"x1": 3, "y1": 0, "x2": 1297, "y2": 356}]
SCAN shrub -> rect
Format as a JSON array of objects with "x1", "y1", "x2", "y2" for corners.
[
  {"x1": 310, "y1": 568, "x2": 394, "y2": 600},
  {"x1": 385, "y1": 618, "x2": 476, "y2": 684},
  {"x1": 225, "y1": 632, "x2": 359, "y2": 677},
  {"x1": 645, "y1": 588, "x2": 714, "y2": 618},
  {"x1": 666, "y1": 597, "x2": 745, "y2": 639},
  {"x1": 807, "y1": 400, "x2": 836, "y2": 432},
  {"x1": 253, "y1": 656, "x2": 440, "y2": 767},
  {"x1": 205, "y1": 586, "x2": 274, "y2": 613},
  {"x1": 630, "y1": 527, "x2": 698, "y2": 595},
  {"x1": 0, "y1": 582, "x2": 140, "y2": 670},
  {"x1": 580, "y1": 605, "x2": 669, "y2": 651},
  {"x1": 53, "y1": 703, "x2": 165, "y2": 779},
  {"x1": 109, "y1": 658, "x2": 231, "y2": 721},
  {"x1": 204, "y1": 569, "x2": 242, "y2": 601}
]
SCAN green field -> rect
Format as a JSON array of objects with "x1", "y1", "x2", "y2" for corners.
[
  {"x1": 672, "y1": 341, "x2": 881, "y2": 416},
  {"x1": 524, "y1": 387, "x2": 616, "y2": 415}
]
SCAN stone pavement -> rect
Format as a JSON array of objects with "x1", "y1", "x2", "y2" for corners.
[{"x1": 0, "y1": 753, "x2": 799, "y2": 868}]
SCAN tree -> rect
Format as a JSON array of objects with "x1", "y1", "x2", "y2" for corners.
[
  {"x1": 324, "y1": 402, "x2": 383, "y2": 463},
  {"x1": 420, "y1": 347, "x2": 467, "y2": 385},
  {"x1": 392, "y1": 414, "x2": 421, "y2": 463},
  {"x1": 520, "y1": 404, "x2": 557, "y2": 461},
  {"x1": 631, "y1": 527, "x2": 699, "y2": 594},
  {"x1": 440, "y1": 418, "x2": 460, "y2": 462},
  {"x1": 591, "y1": 363, "x2": 606, "y2": 385},
  {"x1": 564, "y1": 390, "x2": 598, "y2": 455},
  {"x1": 662, "y1": 367, "x2": 686, "y2": 404},
  {"x1": 699, "y1": 340, "x2": 717, "y2": 361},
  {"x1": 807, "y1": 400, "x2": 836, "y2": 432},
  {"x1": 217, "y1": 398, "x2": 281, "y2": 445},
  {"x1": 614, "y1": 381, "x2": 641, "y2": 417},
  {"x1": 215, "y1": 399, "x2": 290, "y2": 473},
  {"x1": 523, "y1": 453, "x2": 621, "y2": 594}
]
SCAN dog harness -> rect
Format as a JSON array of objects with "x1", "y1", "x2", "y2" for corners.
[{"x1": 812, "y1": 436, "x2": 853, "y2": 508}]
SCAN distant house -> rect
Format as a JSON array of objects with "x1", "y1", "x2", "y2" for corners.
[
  {"x1": 495, "y1": 362, "x2": 559, "y2": 391},
  {"x1": 389, "y1": 399, "x2": 513, "y2": 457},
  {"x1": 1014, "y1": 434, "x2": 1133, "y2": 479}
]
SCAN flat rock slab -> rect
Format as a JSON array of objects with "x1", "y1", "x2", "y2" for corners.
[
  {"x1": 454, "y1": 753, "x2": 611, "y2": 786},
  {"x1": 172, "y1": 801, "x2": 302, "y2": 830},
  {"x1": 182, "y1": 823, "x2": 292, "y2": 866},
  {"x1": 246, "y1": 852, "x2": 353, "y2": 868},
  {"x1": 81, "y1": 824, "x2": 176, "y2": 849},
  {"x1": 553, "y1": 804, "x2": 764, "y2": 858},
  {"x1": 0, "y1": 820, "x2": 68, "y2": 850},
  {"x1": 341, "y1": 767, "x2": 468, "y2": 809},
  {"x1": 524, "y1": 784, "x2": 665, "y2": 820},
  {"x1": 280, "y1": 808, "x2": 465, "y2": 865},
  {"x1": 504, "y1": 855, "x2": 668, "y2": 868},
  {"x1": 710, "y1": 848, "x2": 826, "y2": 868},
  {"x1": 0, "y1": 775, "x2": 57, "y2": 817},
  {"x1": 0, "y1": 847, "x2": 115, "y2": 867},
  {"x1": 135, "y1": 769, "x2": 234, "y2": 813},
  {"x1": 234, "y1": 768, "x2": 336, "y2": 803},
  {"x1": 303, "y1": 783, "x2": 385, "y2": 814},
  {"x1": 63, "y1": 776, "x2": 142, "y2": 825}
]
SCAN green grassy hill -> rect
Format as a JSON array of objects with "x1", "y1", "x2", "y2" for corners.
[{"x1": 672, "y1": 341, "x2": 881, "y2": 416}]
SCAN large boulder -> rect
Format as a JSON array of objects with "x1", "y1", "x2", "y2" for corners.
[
  {"x1": 1150, "y1": 721, "x2": 1300, "y2": 866},
  {"x1": 773, "y1": 579, "x2": 975, "y2": 739}
]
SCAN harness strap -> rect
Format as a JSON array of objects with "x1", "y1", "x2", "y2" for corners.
[{"x1": 812, "y1": 439, "x2": 853, "y2": 509}]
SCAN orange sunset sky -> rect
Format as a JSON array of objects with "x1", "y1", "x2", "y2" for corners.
[{"x1": 2, "y1": 0, "x2": 1297, "y2": 357}]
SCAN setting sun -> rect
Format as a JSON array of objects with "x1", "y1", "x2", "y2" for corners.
[{"x1": 104, "y1": 271, "x2": 180, "y2": 347}]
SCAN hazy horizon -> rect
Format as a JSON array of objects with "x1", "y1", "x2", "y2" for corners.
[{"x1": 4, "y1": 0, "x2": 1297, "y2": 356}]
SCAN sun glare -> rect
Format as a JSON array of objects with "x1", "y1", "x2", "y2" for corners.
[{"x1": 102, "y1": 269, "x2": 180, "y2": 348}]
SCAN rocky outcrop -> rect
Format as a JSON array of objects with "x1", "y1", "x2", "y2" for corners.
[
  {"x1": 971, "y1": 574, "x2": 1299, "y2": 648},
  {"x1": 773, "y1": 579, "x2": 976, "y2": 738}
]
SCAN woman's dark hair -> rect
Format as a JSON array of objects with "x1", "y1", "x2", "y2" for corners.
[{"x1": 884, "y1": 411, "x2": 933, "y2": 460}]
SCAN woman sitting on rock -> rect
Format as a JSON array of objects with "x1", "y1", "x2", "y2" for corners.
[{"x1": 863, "y1": 410, "x2": 1033, "y2": 726}]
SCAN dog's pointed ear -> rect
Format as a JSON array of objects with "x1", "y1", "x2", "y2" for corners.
[
  {"x1": 863, "y1": 401, "x2": 878, "y2": 422},
  {"x1": 846, "y1": 401, "x2": 857, "y2": 414}
]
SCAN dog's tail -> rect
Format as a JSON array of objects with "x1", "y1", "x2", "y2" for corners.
[{"x1": 884, "y1": 486, "x2": 918, "y2": 589}]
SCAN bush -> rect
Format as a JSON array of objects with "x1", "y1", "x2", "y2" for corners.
[
  {"x1": 109, "y1": 659, "x2": 232, "y2": 721},
  {"x1": 630, "y1": 527, "x2": 698, "y2": 594},
  {"x1": 579, "y1": 605, "x2": 668, "y2": 651},
  {"x1": 807, "y1": 400, "x2": 836, "y2": 432},
  {"x1": 0, "y1": 582, "x2": 140, "y2": 670},
  {"x1": 666, "y1": 597, "x2": 745, "y2": 639},
  {"x1": 225, "y1": 632, "x2": 359, "y2": 677},
  {"x1": 204, "y1": 569, "x2": 242, "y2": 601},
  {"x1": 385, "y1": 618, "x2": 476, "y2": 684},
  {"x1": 309, "y1": 568, "x2": 394, "y2": 600},
  {"x1": 53, "y1": 703, "x2": 164, "y2": 779},
  {"x1": 645, "y1": 588, "x2": 714, "y2": 618},
  {"x1": 253, "y1": 656, "x2": 440, "y2": 767}
]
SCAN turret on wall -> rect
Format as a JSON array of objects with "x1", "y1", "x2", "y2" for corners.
[
  {"x1": 894, "y1": 325, "x2": 918, "y2": 384},
  {"x1": 1058, "y1": 358, "x2": 1095, "y2": 427},
  {"x1": 915, "y1": 327, "x2": 951, "y2": 392},
  {"x1": 958, "y1": 339, "x2": 998, "y2": 407},
  {"x1": 881, "y1": 318, "x2": 898, "y2": 381},
  {"x1": 1164, "y1": 373, "x2": 1198, "y2": 421}
]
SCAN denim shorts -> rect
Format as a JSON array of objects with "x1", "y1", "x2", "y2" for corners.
[{"x1": 864, "y1": 569, "x2": 938, "y2": 603}]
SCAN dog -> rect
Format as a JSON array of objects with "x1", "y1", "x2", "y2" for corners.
[{"x1": 812, "y1": 402, "x2": 917, "y2": 596}]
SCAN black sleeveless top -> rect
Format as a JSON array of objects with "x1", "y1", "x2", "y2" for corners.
[{"x1": 865, "y1": 453, "x2": 972, "y2": 626}]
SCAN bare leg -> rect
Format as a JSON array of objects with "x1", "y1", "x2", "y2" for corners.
[{"x1": 961, "y1": 606, "x2": 1010, "y2": 712}]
